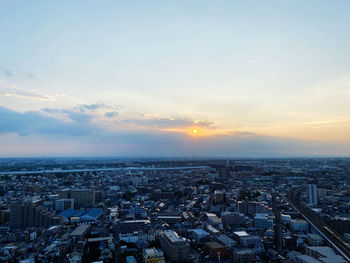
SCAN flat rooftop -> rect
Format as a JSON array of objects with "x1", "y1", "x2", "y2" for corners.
[
  {"x1": 164, "y1": 230, "x2": 186, "y2": 243},
  {"x1": 205, "y1": 241, "x2": 226, "y2": 249},
  {"x1": 233, "y1": 231, "x2": 249, "y2": 237},
  {"x1": 70, "y1": 224, "x2": 90, "y2": 237}
]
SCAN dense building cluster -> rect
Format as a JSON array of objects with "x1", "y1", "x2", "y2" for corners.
[{"x1": 0, "y1": 158, "x2": 349, "y2": 262}]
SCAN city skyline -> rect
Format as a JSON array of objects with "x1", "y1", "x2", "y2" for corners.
[{"x1": 1, "y1": 1, "x2": 350, "y2": 157}]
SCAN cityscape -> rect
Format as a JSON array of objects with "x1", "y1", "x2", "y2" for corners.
[
  {"x1": 0, "y1": 158, "x2": 349, "y2": 262},
  {"x1": 2, "y1": 1, "x2": 350, "y2": 262}
]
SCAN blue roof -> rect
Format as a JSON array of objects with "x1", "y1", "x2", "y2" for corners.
[
  {"x1": 192, "y1": 229, "x2": 209, "y2": 235},
  {"x1": 81, "y1": 208, "x2": 102, "y2": 221},
  {"x1": 58, "y1": 209, "x2": 77, "y2": 218},
  {"x1": 58, "y1": 208, "x2": 102, "y2": 220},
  {"x1": 71, "y1": 210, "x2": 87, "y2": 217}
]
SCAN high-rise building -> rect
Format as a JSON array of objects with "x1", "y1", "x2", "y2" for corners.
[
  {"x1": 159, "y1": 230, "x2": 190, "y2": 263},
  {"x1": 59, "y1": 189, "x2": 95, "y2": 208},
  {"x1": 10, "y1": 200, "x2": 63, "y2": 229},
  {"x1": 10, "y1": 201, "x2": 24, "y2": 229},
  {"x1": 55, "y1": 198, "x2": 74, "y2": 211},
  {"x1": 308, "y1": 184, "x2": 318, "y2": 206}
]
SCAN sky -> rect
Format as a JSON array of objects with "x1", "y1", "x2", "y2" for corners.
[{"x1": 1, "y1": 1, "x2": 350, "y2": 157}]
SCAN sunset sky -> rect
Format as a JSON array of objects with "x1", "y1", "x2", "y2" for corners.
[{"x1": 1, "y1": 1, "x2": 350, "y2": 157}]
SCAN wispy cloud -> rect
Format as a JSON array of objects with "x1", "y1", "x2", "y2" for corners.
[
  {"x1": 231, "y1": 131, "x2": 257, "y2": 136},
  {"x1": 0, "y1": 86, "x2": 56, "y2": 101},
  {"x1": 123, "y1": 118, "x2": 213, "y2": 129},
  {"x1": 43, "y1": 103, "x2": 121, "y2": 123},
  {"x1": 104, "y1": 111, "x2": 118, "y2": 118}
]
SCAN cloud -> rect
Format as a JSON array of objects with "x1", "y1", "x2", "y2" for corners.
[
  {"x1": 78, "y1": 103, "x2": 105, "y2": 111},
  {"x1": 43, "y1": 103, "x2": 121, "y2": 122},
  {"x1": 1, "y1": 106, "x2": 350, "y2": 157},
  {"x1": 123, "y1": 118, "x2": 213, "y2": 129},
  {"x1": 104, "y1": 111, "x2": 118, "y2": 118},
  {"x1": 232, "y1": 131, "x2": 256, "y2": 136},
  {"x1": 43, "y1": 105, "x2": 100, "y2": 123},
  {"x1": 77, "y1": 103, "x2": 121, "y2": 112},
  {"x1": 0, "y1": 86, "x2": 56, "y2": 101},
  {"x1": 0, "y1": 66, "x2": 13, "y2": 77},
  {"x1": 0, "y1": 106, "x2": 95, "y2": 136},
  {"x1": 63, "y1": 111, "x2": 92, "y2": 123}
]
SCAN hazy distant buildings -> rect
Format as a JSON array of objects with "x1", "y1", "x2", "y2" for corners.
[{"x1": 218, "y1": 167, "x2": 230, "y2": 177}]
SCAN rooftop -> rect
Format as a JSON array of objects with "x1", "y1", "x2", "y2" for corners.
[
  {"x1": 69, "y1": 224, "x2": 90, "y2": 237},
  {"x1": 192, "y1": 229, "x2": 209, "y2": 235},
  {"x1": 143, "y1": 247, "x2": 163, "y2": 256},
  {"x1": 234, "y1": 231, "x2": 250, "y2": 237},
  {"x1": 164, "y1": 230, "x2": 186, "y2": 243},
  {"x1": 205, "y1": 241, "x2": 226, "y2": 249}
]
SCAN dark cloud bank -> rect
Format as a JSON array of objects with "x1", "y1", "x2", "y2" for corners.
[{"x1": 0, "y1": 106, "x2": 349, "y2": 157}]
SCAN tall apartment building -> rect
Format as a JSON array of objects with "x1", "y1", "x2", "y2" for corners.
[
  {"x1": 308, "y1": 184, "x2": 318, "y2": 206},
  {"x1": 10, "y1": 201, "x2": 63, "y2": 229},
  {"x1": 59, "y1": 189, "x2": 95, "y2": 208},
  {"x1": 10, "y1": 201, "x2": 25, "y2": 229},
  {"x1": 159, "y1": 230, "x2": 190, "y2": 263},
  {"x1": 55, "y1": 198, "x2": 74, "y2": 211}
]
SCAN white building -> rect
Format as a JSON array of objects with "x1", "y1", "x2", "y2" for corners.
[
  {"x1": 281, "y1": 214, "x2": 292, "y2": 224},
  {"x1": 233, "y1": 231, "x2": 264, "y2": 253},
  {"x1": 206, "y1": 213, "x2": 223, "y2": 229}
]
